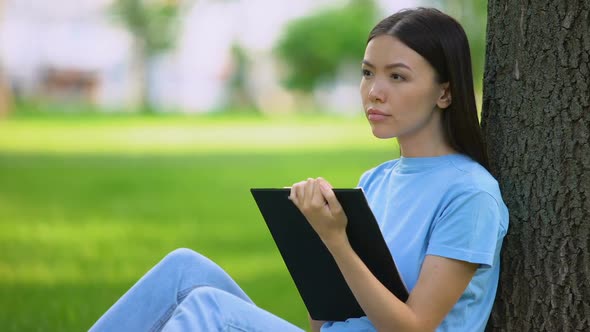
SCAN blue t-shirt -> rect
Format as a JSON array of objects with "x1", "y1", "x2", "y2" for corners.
[{"x1": 322, "y1": 154, "x2": 509, "y2": 332}]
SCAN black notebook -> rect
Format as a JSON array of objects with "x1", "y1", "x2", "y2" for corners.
[{"x1": 250, "y1": 188, "x2": 408, "y2": 321}]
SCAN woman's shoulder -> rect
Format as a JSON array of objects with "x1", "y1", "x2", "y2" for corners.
[
  {"x1": 445, "y1": 156, "x2": 508, "y2": 221},
  {"x1": 446, "y1": 155, "x2": 500, "y2": 194}
]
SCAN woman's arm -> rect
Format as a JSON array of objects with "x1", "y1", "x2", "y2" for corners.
[
  {"x1": 290, "y1": 178, "x2": 477, "y2": 332},
  {"x1": 308, "y1": 313, "x2": 327, "y2": 332},
  {"x1": 328, "y1": 240, "x2": 477, "y2": 331}
]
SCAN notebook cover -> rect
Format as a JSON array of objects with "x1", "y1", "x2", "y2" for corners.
[{"x1": 250, "y1": 188, "x2": 408, "y2": 321}]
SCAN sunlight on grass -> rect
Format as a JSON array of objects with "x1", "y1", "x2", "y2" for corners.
[
  {"x1": 0, "y1": 220, "x2": 282, "y2": 284},
  {"x1": 0, "y1": 115, "x2": 393, "y2": 154},
  {"x1": 0, "y1": 114, "x2": 398, "y2": 331}
]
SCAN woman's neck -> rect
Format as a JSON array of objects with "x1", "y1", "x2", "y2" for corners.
[{"x1": 397, "y1": 111, "x2": 455, "y2": 158}]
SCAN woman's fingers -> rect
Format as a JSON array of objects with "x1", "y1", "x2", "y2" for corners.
[
  {"x1": 289, "y1": 180, "x2": 305, "y2": 205},
  {"x1": 311, "y1": 179, "x2": 327, "y2": 209},
  {"x1": 289, "y1": 185, "x2": 297, "y2": 204},
  {"x1": 303, "y1": 178, "x2": 315, "y2": 207},
  {"x1": 319, "y1": 181, "x2": 344, "y2": 217},
  {"x1": 290, "y1": 178, "x2": 333, "y2": 213},
  {"x1": 316, "y1": 177, "x2": 333, "y2": 189}
]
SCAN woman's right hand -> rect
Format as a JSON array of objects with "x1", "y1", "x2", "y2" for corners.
[{"x1": 289, "y1": 177, "x2": 349, "y2": 249}]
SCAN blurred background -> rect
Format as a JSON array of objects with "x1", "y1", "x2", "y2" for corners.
[{"x1": 0, "y1": 0, "x2": 486, "y2": 331}]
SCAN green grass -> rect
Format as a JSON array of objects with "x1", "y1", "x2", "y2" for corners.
[{"x1": 0, "y1": 112, "x2": 398, "y2": 331}]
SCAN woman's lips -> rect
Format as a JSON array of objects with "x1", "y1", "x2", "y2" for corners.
[{"x1": 367, "y1": 108, "x2": 390, "y2": 121}]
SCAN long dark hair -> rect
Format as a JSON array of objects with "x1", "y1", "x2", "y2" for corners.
[{"x1": 367, "y1": 7, "x2": 489, "y2": 170}]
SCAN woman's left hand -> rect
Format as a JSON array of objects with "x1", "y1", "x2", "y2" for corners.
[{"x1": 289, "y1": 177, "x2": 349, "y2": 249}]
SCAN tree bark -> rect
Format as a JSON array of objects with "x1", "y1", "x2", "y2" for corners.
[{"x1": 481, "y1": 1, "x2": 590, "y2": 331}]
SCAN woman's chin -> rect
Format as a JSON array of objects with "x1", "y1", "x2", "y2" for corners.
[{"x1": 371, "y1": 128, "x2": 396, "y2": 139}]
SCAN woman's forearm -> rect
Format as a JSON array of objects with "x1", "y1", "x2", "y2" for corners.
[
  {"x1": 308, "y1": 313, "x2": 327, "y2": 332},
  {"x1": 326, "y1": 238, "x2": 423, "y2": 332}
]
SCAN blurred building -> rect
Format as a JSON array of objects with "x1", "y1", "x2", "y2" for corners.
[
  {"x1": 0, "y1": 0, "x2": 417, "y2": 113},
  {"x1": 0, "y1": 0, "x2": 132, "y2": 109}
]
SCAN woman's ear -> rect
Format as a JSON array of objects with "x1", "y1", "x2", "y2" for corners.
[{"x1": 437, "y1": 82, "x2": 452, "y2": 109}]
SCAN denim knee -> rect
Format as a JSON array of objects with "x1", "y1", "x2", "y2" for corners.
[{"x1": 163, "y1": 248, "x2": 209, "y2": 267}]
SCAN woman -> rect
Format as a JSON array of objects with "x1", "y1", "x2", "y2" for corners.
[{"x1": 90, "y1": 7, "x2": 508, "y2": 332}]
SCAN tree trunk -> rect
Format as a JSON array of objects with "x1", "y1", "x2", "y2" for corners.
[
  {"x1": 0, "y1": 65, "x2": 11, "y2": 117},
  {"x1": 481, "y1": 1, "x2": 590, "y2": 331},
  {"x1": 130, "y1": 36, "x2": 151, "y2": 112},
  {"x1": 0, "y1": 0, "x2": 11, "y2": 117}
]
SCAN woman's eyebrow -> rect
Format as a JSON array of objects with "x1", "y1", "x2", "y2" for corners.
[{"x1": 362, "y1": 60, "x2": 412, "y2": 71}]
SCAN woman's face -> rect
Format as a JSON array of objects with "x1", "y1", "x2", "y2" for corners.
[{"x1": 360, "y1": 35, "x2": 450, "y2": 141}]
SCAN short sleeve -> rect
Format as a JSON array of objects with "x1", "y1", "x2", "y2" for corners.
[{"x1": 426, "y1": 191, "x2": 502, "y2": 268}]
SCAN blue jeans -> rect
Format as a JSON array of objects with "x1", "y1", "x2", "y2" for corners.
[{"x1": 89, "y1": 248, "x2": 305, "y2": 332}]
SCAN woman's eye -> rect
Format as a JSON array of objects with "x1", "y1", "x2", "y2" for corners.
[
  {"x1": 391, "y1": 73, "x2": 404, "y2": 81},
  {"x1": 362, "y1": 69, "x2": 373, "y2": 77}
]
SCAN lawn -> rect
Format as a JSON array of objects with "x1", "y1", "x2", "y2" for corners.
[{"x1": 0, "y1": 112, "x2": 398, "y2": 331}]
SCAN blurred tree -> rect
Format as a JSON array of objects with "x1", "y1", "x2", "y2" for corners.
[
  {"x1": 0, "y1": 0, "x2": 12, "y2": 116},
  {"x1": 225, "y1": 43, "x2": 258, "y2": 112},
  {"x1": 482, "y1": 0, "x2": 589, "y2": 330},
  {"x1": 433, "y1": 0, "x2": 487, "y2": 92},
  {"x1": 110, "y1": 0, "x2": 186, "y2": 112},
  {"x1": 0, "y1": 65, "x2": 13, "y2": 117},
  {"x1": 274, "y1": 0, "x2": 378, "y2": 94}
]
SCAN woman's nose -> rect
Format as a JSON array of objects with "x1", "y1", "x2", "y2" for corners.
[{"x1": 368, "y1": 81, "x2": 386, "y2": 103}]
